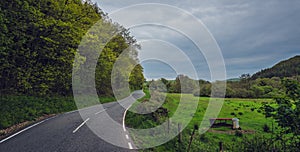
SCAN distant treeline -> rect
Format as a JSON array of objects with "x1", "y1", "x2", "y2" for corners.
[
  {"x1": 146, "y1": 74, "x2": 300, "y2": 98},
  {"x1": 147, "y1": 55, "x2": 300, "y2": 98},
  {"x1": 0, "y1": 0, "x2": 144, "y2": 97}
]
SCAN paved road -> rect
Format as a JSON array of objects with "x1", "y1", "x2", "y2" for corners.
[{"x1": 0, "y1": 91, "x2": 144, "y2": 152}]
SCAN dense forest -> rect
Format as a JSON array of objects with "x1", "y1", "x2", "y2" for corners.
[
  {"x1": 148, "y1": 55, "x2": 300, "y2": 98},
  {"x1": 0, "y1": 0, "x2": 144, "y2": 97},
  {"x1": 0, "y1": 0, "x2": 144, "y2": 129},
  {"x1": 252, "y1": 55, "x2": 300, "y2": 79}
]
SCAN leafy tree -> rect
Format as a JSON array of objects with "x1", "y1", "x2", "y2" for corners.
[
  {"x1": 129, "y1": 64, "x2": 145, "y2": 90},
  {"x1": 263, "y1": 78, "x2": 300, "y2": 150},
  {"x1": 0, "y1": 0, "x2": 144, "y2": 97},
  {"x1": 240, "y1": 73, "x2": 251, "y2": 80}
]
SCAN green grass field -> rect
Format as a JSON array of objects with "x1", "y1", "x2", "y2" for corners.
[{"x1": 126, "y1": 92, "x2": 275, "y2": 151}]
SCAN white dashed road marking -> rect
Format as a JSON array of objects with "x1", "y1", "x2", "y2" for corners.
[
  {"x1": 95, "y1": 109, "x2": 106, "y2": 115},
  {"x1": 72, "y1": 118, "x2": 90, "y2": 133},
  {"x1": 128, "y1": 142, "x2": 133, "y2": 149}
]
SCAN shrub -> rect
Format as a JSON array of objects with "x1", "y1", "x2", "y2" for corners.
[
  {"x1": 199, "y1": 134, "x2": 208, "y2": 143},
  {"x1": 257, "y1": 109, "x2": 262, "y2": 113},
  {"x1": 230, "y1": 112, "x2": 236, "y2": 116},
  {"x1": 238, "y1": 112, "x2": 243, "y2": 115},
  {"x1": 235, "y1": 130, "x2": 243, "y2": 137},
  {"x1": 263, "y1": 124, "x2": 270, "y2": 132},
  {"x1": 228, "y1": 135, "x2": 285, "y2": 151}
]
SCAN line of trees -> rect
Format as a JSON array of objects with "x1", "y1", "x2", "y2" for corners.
[
  {"x1": 0, "y1": 0, "x2": 144, "y2": 97},
  {"x1": 147, "y1": 74, "x2": 300, "y2": 98}
]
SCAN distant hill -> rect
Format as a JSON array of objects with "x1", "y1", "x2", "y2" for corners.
[{"x1": 251, "y1": 55, "x2": 300, "y2": 79}]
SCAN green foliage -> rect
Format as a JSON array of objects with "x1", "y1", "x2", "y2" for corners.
[
  {"x1": 226, "y1": 56, "x2": 300, "y2": 98},
  {"x1": 227, "y1": 135, "x2": 286, "y2": 152},
  {"x1": 0, "y1": 0, "x2": 144, "y2": 129},
  {"x1": 264, "y1": 79, "x2": 300, "y2": 135},
  {"x1": 0, "y1": 0, "x2": 144, "y2": 96},
  {"x1": 262, "y1": 78, "x2": 300, "y2": 150},
  {"x1": 164, "y1": 75, "x2": 199, "y2": 94},
  {"x1": 263, "y1": 124, "x2": 270, "y2": 133},
  {"x1": 234, "y1": 130, "x2": 243, "y2": 137},
  {"x1": 155, "y1": 73, "x2": 296, "y2": 99},
  {"x1": 0, "y1": 0, "x2": 100, "y2": 96},
  {"x1": 257, "y1": 109, "x2": 262, "y2": 113},
  {"x1": 0, "y1": 95, "x2": 75, "y2": 129},
  {"x1": 199, "y1": 134, "x2": 208, "y2": 143},
  {"x1": 129, "y1": 64, "x2": 145, "y2": 90}
]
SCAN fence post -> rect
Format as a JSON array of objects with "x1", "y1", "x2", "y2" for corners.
[
  {"x1": 178, "y1": 123, "x2": 182, "y2": 143},
  {"x1": 168, "y1": 118, "x2": 170, "y2": 134},
  {"x1": 219, "y1": 141, "x2": 223, "y2": 152}
]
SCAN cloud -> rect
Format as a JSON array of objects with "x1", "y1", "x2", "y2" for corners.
[{"x1": 93, "y1": 0, "x2": 300, "y2": 80}]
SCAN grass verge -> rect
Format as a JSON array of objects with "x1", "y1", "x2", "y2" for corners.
[{"x1": 0, "y1": 95, "x2": 116, "y2": 139}]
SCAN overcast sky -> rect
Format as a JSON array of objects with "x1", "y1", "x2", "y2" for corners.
[{"x1": 93, "y1": 0, "x2": 300, "y2": 81}]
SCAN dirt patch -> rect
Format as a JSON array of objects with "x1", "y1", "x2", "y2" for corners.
[
  {"x1": 208, "y1": 129, "x2": 255, "y2": 134},
  {"x1": 0, "y1": 114, "x2": 56, "y2": 140}
]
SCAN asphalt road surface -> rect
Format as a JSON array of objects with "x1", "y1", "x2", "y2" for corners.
[{"x1": 0, "y1": 91, "x2": 144, "y2": 152}]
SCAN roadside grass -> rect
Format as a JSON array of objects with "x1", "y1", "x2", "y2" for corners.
[
  {"x1": 0, "y1": 95, "x2": 116, "y2": 130},
  {"x1": 125, "y1": 92, "x2": 275, "y2": 151},
  {"x1": 137, "y1": 89, "x2": 151, "y2": 102}
]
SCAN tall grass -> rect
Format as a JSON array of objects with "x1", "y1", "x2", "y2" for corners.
[{"x1": 0, "y1": 95, "x2": 116, "y2": 129}]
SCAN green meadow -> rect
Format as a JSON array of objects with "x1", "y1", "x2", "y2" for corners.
[{"x1": 126, "y1": 92, "x2": 275, "y2": 151}]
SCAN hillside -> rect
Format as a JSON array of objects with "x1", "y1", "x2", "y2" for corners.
[{"x1": 251, "y1": 55, "x2": 300, "y2": 79}]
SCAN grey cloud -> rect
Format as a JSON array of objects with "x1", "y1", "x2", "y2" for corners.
[{"x1": 93, "y1": 0, "x2": 300, "y2": 80}]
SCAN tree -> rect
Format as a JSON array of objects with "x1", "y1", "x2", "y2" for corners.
[
  {"x1": 0, "y1": 0, "x2": 144, "y2": 97},
  {"x1": 240, "y1": 73, "x2": 251, "y2": 80},
  {"x1": 263, "y1": 78, "x2": 300, "y2": 150},
  {"x1": 129, "y1": 64, "x2": 145, "y2": 90}
]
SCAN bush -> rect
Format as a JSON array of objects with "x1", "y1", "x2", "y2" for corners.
[
  {"x1": 228, "y1": 136, "x2": 286, "y2": 151},
  {"x1": 263, "y1": 124, "x2": 270, "y2": 132},
  {"x1": 257, "y1": 109, "x2": 262, "y2": 113},
  {"x1": 230, "y1": 112, "x2": 236, "y2": 116},
  {"x1": 199, "y1": 134, "x2": 208, "y2": 143},
  {"x1": 235, "y1": 130, "x2": 243, "y2": 137},
  {"x1": 238, "y1": 112, "x2": 243, "y2": 115}
]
